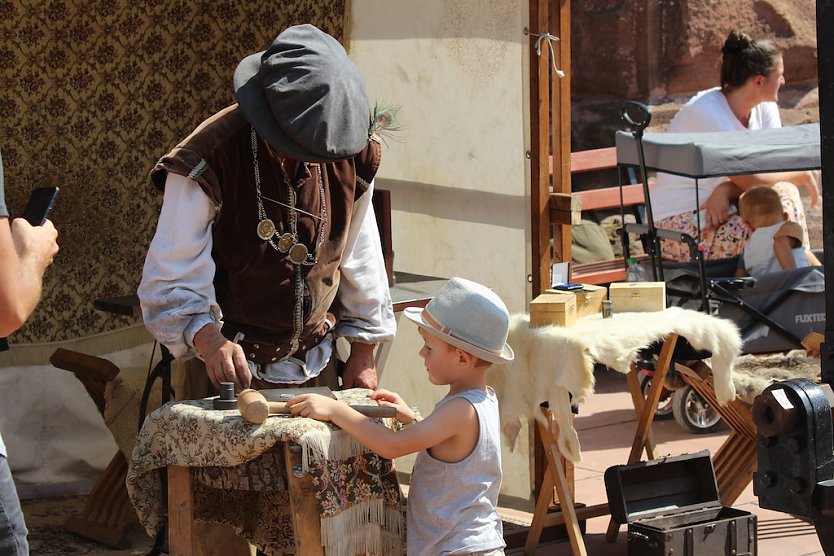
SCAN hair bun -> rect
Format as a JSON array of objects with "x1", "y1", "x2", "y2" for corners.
[{"x1": 721, "y1": 29, "x2": 752, "y2": 55}]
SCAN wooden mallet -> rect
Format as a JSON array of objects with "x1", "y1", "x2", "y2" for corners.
[{"x1": 236, "y1": 388, "x2": 397, "y2": 424}]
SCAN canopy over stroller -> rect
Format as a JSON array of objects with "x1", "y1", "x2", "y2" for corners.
[
  {"x1": 613, "y1": 112, "x2": 823, "y2": 355},
  {"x1": 610, "y1": 109, "x2": 824, "y2": 433}
]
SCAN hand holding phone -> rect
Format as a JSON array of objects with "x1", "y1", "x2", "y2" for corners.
[{"x1": 22, "y1": 186, "x2": 60, "y2": 226}]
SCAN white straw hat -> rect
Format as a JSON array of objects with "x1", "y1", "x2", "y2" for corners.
[{"x1": 404, "y1": 277, "x2": 514, "y2": 364}]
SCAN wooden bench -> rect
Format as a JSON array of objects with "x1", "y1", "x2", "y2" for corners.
[{"x1": 555, "y1": 147, "x2": 652, "y2": 284}]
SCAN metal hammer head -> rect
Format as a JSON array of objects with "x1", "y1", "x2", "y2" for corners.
[{"x1": 212, "y1": 382, "x2": 238, "y2": 410}]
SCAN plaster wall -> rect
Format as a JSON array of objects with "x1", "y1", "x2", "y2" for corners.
[{"x1": 349, "y1": 0, "x2": 535, "y2": 510}]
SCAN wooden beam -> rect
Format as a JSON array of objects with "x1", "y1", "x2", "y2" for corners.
[
  {"x1": 530, "y1": 0, "x2": 552, "y2": 297},
  {"x1": 574, "y1": 183, "x2": 646, "y2": 211},
  {"x1": 567, "y1": 147, "x2": 617, "y2": 174},
  {"x1": 549, "y1": 193, "x2": 581, "y2": 226},
  {"x1": 550, "y1": 0, "x2": 572, "y2": 268}
]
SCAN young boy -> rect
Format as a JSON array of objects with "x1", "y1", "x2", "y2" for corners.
[
  {"x1": 287, "y1": 277, "x2": 513, "y2": 556},
  {"x1": 736, "y1": 186, "x2": 816, "y2": 278}
]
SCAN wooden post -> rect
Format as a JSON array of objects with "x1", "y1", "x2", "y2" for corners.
[
  {"x1": 167, "y1": 465, "x2": 193, "y2": 556},
  {"x1": 530, "y1": 0, "x2": 552, "y2": 297},
  {"x1": 284, "y1": 443, "x2": 324, "y2": 555},
  {"x1": 550, "y1": 0, "x2": 572, "y2": 268}
]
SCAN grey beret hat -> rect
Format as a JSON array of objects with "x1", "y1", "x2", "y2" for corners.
[{"x1": 233, "y1": 24, "x2": 372, "y2": 163}]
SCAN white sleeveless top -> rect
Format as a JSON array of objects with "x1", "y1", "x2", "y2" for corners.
[
  {"x1": 742, "y1": 221, "x2": 808, "y2": 277},
  {"x1": 406, "y1": 387, "x2": 505, "y2": 556}
]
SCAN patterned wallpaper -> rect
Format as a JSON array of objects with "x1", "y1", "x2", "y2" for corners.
[{"x1": 0, "y1": 0, "x2": 346, "y2": 344}]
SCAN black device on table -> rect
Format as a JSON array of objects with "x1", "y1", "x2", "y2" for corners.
[
  {"x1": 550, "y1": 261, "x2": 583, "y2": 291},
  {"x1": 551, "y1": 282, "x2": 583, "y2": 291},
  {"x1": 0, "y1": 187, "x2": 60, "y2": 351}
]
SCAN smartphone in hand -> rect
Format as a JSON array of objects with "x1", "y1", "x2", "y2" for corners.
[{"x1": 22, "y1": 186, "x2": 60, "y2": 226}]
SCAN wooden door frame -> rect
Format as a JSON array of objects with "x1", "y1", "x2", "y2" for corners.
[{"x1": 529, "y1": 0, "x2": 571, "y2": 297}]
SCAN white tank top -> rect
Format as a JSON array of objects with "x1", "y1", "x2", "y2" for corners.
[
  {"x1": 742, "y1": 221, "x2": 808, "y2": 277},
  {"x1": 406, "y1": 387, "x2": 505, "y2": 556}
]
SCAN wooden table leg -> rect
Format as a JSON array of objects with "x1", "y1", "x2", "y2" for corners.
[
  {"x1": 284, "y1": 443, "x2": 324, "y2": 555},
  {"x1": 626, "y1": 367, "x2": 657, "y2": 461},
  {"x1": 525, "y1": 415, "x2": 589, "y2": 556},
  {"x1": 525, "y1": 462, "x2": 557, "y2": 555},
  {"x1": 168, "y1": 465, "x2": 193, "y2": 556},
  {"x1": 606, "y1": 334, "x2": 678, "y2": 543}
]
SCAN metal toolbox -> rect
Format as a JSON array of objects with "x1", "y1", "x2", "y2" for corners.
[{"x1": 604, "y1": 451, "x2": 757, "y2": 556}]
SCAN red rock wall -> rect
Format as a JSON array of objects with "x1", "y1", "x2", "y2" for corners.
[
  {"x1": 570, "y1": 0, "x2": 819, "y2": 150},
  {"x1": 571, "y1": 0, "x2": 818, "y2": 98}
]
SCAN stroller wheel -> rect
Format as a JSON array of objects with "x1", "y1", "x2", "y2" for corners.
[
  {"x1": 672, "y1": 386, "x2": 723, "y2": 434},
  {"x1": 638, "y1": 373, "x2": 674, "y2": 420}
]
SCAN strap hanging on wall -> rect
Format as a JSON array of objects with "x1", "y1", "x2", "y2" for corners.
[{"x1": 528, "y1": 31, "x2": 566, "y2": 78}]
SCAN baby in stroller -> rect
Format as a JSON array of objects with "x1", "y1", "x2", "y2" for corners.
[{"x1": 736, "y1": 186, "x2": 821, "y2": 278}]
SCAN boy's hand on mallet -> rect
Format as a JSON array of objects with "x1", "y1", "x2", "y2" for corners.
[
  {"x1": 286, "y1": 393, "x2": 340, "y2": 422},
  {"x1": 370, "y1": 389, "x2": 415, "y2": 424}
]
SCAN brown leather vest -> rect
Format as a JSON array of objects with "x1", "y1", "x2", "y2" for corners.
[{"x1": 150, "y1": 104, "x2": 381, "y2": 349}]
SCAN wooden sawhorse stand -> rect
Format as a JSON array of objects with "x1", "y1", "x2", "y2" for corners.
[
  {"x1": 523, "y1": 410, "x2": 610, "y2": 556},
  {"x1": 167, "y1": 443, "x2": 324, "y2": 556},
  {"x1": 524, "y1": 334, "x2": 681, "y2": 555},
  {"x1": 675, "y1": 361, "x2": 757, "y2": 506},
  {"x1": 605, "y1": 333, "x2": 680, "y2": 542}
]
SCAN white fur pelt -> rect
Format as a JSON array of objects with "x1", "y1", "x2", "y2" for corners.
[{"x1": 489, "y1": 307, "x2": 741, "y2": 464}]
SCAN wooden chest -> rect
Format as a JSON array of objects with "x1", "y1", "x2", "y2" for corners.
[
  {"x1": 605, "y1": 451, "x2": 757, "y2": 556},
  {"x1": 530, "y1": 292, "x2": 577, "y2": 327},
  {"x1": 608, "y1": 281, "x2": 666, "y2": 313}
]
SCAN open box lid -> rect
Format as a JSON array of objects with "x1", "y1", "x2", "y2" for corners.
[{"x1": 604, "y1": 450, "x2": 721, "y2": 524}]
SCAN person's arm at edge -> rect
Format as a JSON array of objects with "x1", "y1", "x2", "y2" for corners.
[
  {"x1": 729, "y1": 171, "x2": 817, "y2": 198},
  {"x1": 0, "y1": 217, "x2": 58, "y2": 336}
]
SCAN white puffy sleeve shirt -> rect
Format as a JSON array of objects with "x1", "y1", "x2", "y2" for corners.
[{"x1": 138, "y1": 173, "x2": 396, "y2": 370}]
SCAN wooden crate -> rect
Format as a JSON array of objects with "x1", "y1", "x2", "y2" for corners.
[
  {"x1": 530, "y1": 292, "x2": 577, "y2": 327},
  {"x1": 546, "y1": 284, "x2": 607, "y2": 319},
  {"x1": 608, "y1": 282, "x2": 665, "y2": 313}
]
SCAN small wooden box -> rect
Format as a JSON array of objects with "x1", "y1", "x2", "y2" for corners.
[
  {"x1": 546, "y1": 284, "x2": 607, "y2": 319},
  {"x1": 530, "y1": 292, "x2": 577, "y2": 328},
  {"x1": 605, "y1": 451, "x2": 757, "y2": 556},
  {"x1": 608, "y1": 282, "x2": 666, "y2": 313},
  {"x1": 576, "y1": 285, "x2": 608, "y2": 319}
]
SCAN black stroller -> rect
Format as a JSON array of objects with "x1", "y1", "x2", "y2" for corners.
[{"x1": 613, "y1": 102, "x2": 824, "y2": 432}]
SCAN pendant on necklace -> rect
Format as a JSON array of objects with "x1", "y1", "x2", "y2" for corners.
[
  {"x1": 288, "y1": 243, "x2": 309, "y2": 265},
  {"x1": 257, "y1": 219, "x2": 276, "y2": 240},
  {"x1": 277, "y1": 233, "x2": 294, "y2": 253}
]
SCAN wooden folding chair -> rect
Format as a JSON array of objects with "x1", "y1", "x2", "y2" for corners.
[{"x1": 49, "y1": 348, "x2": 137, "y2": 547}]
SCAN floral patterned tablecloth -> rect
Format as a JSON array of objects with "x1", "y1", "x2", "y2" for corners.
[{"x1": 125, "y1": 389, "x2": 404, "y2": 556}]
